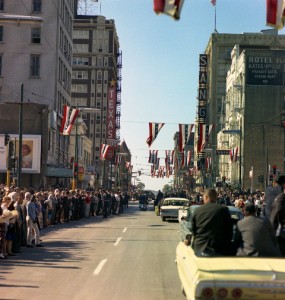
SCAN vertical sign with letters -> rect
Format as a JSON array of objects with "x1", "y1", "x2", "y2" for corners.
[{"x1": 107, "y1": 85, "x2": 117, "y2": 140}]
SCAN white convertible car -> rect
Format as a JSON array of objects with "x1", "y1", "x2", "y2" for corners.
[{"x1": 176, "y1": 241, "x2": 285, "y2": 300}]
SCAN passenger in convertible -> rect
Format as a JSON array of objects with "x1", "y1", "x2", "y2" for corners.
[
  {"x1": 191, "y1": 189, "x2": 234, "y2": 256},
  {"x1": 235, "y1": 203, "x2": 280, "y2": 257}
]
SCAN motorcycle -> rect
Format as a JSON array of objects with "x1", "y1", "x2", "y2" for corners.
[{"x1": 139, "y1": 203, "x2": 148, "y2": 211}]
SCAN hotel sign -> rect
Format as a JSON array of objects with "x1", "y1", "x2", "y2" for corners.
[{"x1": 246, "y1": 50, "x2": 285, "y2": 86}]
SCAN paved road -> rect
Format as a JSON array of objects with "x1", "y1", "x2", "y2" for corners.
[{"x1": 0, "y1": 202, "x2": 185, "y2": 300}]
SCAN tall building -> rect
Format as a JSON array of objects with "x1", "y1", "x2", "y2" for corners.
[
  {"x1": 72, "y1": 12, "x2": 122, "y2": 183},
  {"x1": 0, "y1": 0, "x2": 74, "y2": 187},
  {"x1": 195, "y1": 29, "x2": 285, "y2": 189},
  {"x1": 218, "y1": 46, "x2": 285, "y2": 190}
]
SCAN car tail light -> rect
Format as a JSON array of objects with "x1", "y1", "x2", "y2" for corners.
[
  {"x1": 232, "y1": 288, "x2": 243, "y2": 299},
  {"x1": 202, "y1": 287, "x2": 214, "y2": 299},
  {"x1": 217, "y1": 288, "x2": 228, "y2": 298}
]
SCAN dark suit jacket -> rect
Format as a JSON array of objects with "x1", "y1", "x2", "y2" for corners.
[
  {"x1": 191, "y1": 202, "x2": 233, "y2": 256},
  {"x1": 236, "y1": 215, "x2": 280, "y2": 257},
  {"x1": 265, "y1": 186, "x2": 282, "y2": 218}
]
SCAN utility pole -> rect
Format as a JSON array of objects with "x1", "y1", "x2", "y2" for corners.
[{"x1": 17, "y1": 83, "x2": 24, "y2": 187}]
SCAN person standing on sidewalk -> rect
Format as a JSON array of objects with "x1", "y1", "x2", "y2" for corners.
[{"x1": 26, "y1": 195, "x2": 43, "y2": 248}]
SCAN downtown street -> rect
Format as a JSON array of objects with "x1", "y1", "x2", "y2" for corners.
[{"x1": 0, "y1": 202, "x2": 184, "y2": 300}]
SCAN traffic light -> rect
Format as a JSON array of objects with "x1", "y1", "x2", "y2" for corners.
[
  {"x1": 273, "y1": 165, "x2": 277, "y2": 175},
  {"x1": 4, "y1": 134, "x2": 10, "y2": 146}
]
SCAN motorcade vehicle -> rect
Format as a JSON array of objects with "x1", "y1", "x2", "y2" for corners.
[
  {"x1": 179, "y1": 205, "x2": 244, "y2": 243},
  {"x1": 160, "y1": 197, "x2": 190, "y2": 221},
  {"x1": 176, "y1": 206, "x2": 285, "y2": 300},
  {"x1": 139, "y1": 203, "x2": 147, "y2": 211},
  {"x1": 176, "y1": 242, "x2": 285, "y2": 300}
]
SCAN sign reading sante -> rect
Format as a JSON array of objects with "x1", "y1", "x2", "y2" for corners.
[{"x1": 107, "y1": 85, "x2": 117, "y2": 140}]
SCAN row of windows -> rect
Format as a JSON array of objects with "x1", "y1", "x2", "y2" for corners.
[
  {"x1": 58, "y1": 57, "x2": 71, "y2": 91},
  {"x1": 57, "y1": 91, "x2": 70, "y2": 116},
  {"x1": 0, "y1": 26, "x2": 41, "y2": 44},
  {"x1": 59, "y1": 26, "x2": 72, "y2": 64},
  {"x1": 60, "y1": 0, "x2": 73, "y2": 36},
  {"x1": 72, "y1": 70, "x2": 88, "y2": 79},
  {"x1": 73, "y1": 30, "x2": 89, "y2": 39}
]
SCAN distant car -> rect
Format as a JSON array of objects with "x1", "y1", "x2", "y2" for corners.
[
  {"x1": 179, "y1": 205, "x2": 244, "y2": 243},
  {"x1": 160, "y1": 198, "x2": 190, "y2": 222}
]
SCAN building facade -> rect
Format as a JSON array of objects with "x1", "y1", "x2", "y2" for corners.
[
  {"x1": 218, "y1": 46, "x2": 285, "y2": 191},
  {"x1": 72, "y1": 14, "x2": 122, "y2": 185},
  {"x1": 0, "y1": 0, "x2": 74, "y2": 187},
  {"x1": 195, "y1": 29, "x2": 285, "y2": 189}
]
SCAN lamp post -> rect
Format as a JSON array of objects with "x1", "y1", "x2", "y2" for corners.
[{"x1": 222, "y1": 128, "x2": 242, "y2": 191}]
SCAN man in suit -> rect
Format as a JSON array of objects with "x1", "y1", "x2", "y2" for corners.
[
  {"x1": 191, "y1": 189, "x2": 233, "y2": 256},
  {"x1": 264, "y1": 174, "x2": 285, "y2": 218},
  {"x1": 236, "y1": 203, "x2": 280, "y2": 257}
]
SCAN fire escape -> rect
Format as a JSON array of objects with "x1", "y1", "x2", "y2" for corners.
[{"x1": 116, "y1": 51, "x2": 122, "y2": 141}]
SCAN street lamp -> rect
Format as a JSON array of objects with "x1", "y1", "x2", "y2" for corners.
[
  {"x1": 72, "y1": 107, "x2": 101, "y2": 191},
  {"x1": 222, "y1": 128, "x2": 242, "y2": 191}
]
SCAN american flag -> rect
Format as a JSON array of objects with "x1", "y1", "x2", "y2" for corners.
[
  {"x1": 211, "y1": 0, "x2": 216, "y2": 6},
  {"x1": 266, "y1": 0, "x2": 285, "y2": 29}
]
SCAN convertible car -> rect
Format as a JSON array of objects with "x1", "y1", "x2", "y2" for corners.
[
  {"x1": 176, "y1": 242, "x2": 285, "y2": 300},
  {"x1": 180, "y1": 205, "x2": 244, "y2": 243},
  {"x1": 176, "y1": 206, "x2": 285, "y2": 300}
]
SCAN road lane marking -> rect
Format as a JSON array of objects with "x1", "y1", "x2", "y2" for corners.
[
  {"x1": 114, "y1": 237, "x2": 122, "y2": 246},
  {"x1": 93, "y1": 259, "x2": 107, "y2": 276},
  {"x1": 123, "y1": 227, "x2": 127, "y2": 233}
]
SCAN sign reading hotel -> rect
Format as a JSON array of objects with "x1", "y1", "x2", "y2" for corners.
[
  {"x1": 107, "y1": 79, "x2": 117, "y2": 140},
  {"x1": 246, "y1": 50, "x2": 285, "y2": 86}
]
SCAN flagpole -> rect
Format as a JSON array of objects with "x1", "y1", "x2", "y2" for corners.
[{"x1": 214, "y1": 3, "x2": 217, "y2": 33}]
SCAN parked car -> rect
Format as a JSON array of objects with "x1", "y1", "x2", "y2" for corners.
[
  {"x1": 179, "y1": 205, "x2": 244, "y2": 244},
  {"x1": 160, "y1": 197, "x2": 190, "y2": 222},
  {"x1": 176, "y1": 242, "x2": 285, "y2": 300}
]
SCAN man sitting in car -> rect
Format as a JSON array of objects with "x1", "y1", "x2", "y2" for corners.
[
  {"x1": 191, "y1": 189, "x2": 234, "y2": 256},
  {"x1": 235, "y1": 203, "x2": 280, "y2": 257}
]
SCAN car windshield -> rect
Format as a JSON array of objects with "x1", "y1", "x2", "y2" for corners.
[{"x1": 163, "y1": 200, "x2": 187, "y2": 206}]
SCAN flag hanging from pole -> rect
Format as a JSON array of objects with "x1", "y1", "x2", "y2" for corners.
[
  {"x1": 148, "y1": 150, "x2": 158, "y2": 164},
  {"x1": 115, "y1": 153, "x2": 122, "y2": 165},
  {"x1": 267, "y1": 0, "x2": 285, "y2": 29},
  {"x1": 179, "y1": 124, "x2": 194, "y2": 152},
  {"x1": 197, "y1": 124, "x2": 215, "y2": 153},
  {"x1": 60, "y1": 105, "x2": 80, "y2": 135},
  {"x1": 146, "y1": 122, "x2": 165, "y2": 147},
  {"x1": 100, "y1": 144, "x2": 110, "y2": 160},
  {"x1": 230, "y1": 147, "x2": 239, "y2": 162},
  {"x1": 211, "y1": 0, "x2": 216, "y2": 6},
  {"x1": 153, "y1": 0, "x2": 184, "y2": 20}
]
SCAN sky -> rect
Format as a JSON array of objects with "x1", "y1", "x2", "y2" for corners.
[{"x1": 85, "y1": 0, "x2": 285, "y2": 191}]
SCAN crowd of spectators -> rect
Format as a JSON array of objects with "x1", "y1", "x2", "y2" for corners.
[{"x1": 0, "y1": 184, "x2": 131, "y2": 259}]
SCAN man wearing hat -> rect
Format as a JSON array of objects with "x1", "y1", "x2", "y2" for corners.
[{"x1": 264, "y1": 174, "x2": 285, "y2": 218}]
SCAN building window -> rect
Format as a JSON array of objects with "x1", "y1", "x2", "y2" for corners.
[
  {"x1": 0, "y1": 26, "x2": 3, "y2": 42},
  {"x1": 31, "y1": 27, "x2": 41, "y2": 43},
  {"x1": 30, "y1": 54, "x2": 40, "y2": 77},
  {"x1": 0, "y1": 0, "x2": 4, "y2": 11},
  {"x1": 32, "y1": 0, "x2": 42, "y2": 13}
]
